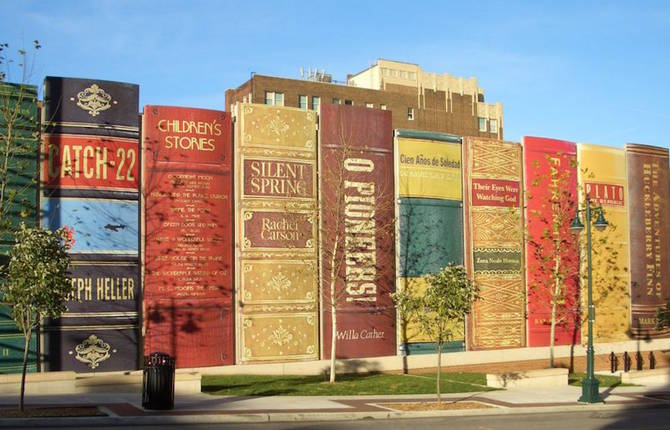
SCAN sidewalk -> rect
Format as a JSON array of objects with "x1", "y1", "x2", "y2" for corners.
[{"x1": 1, "y1": 380, "x2": 669, "y2": 427}]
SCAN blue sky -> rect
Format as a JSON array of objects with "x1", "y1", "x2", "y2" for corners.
[{"x1": 2, "y1": 1, "x2": 669, "y2": 148}]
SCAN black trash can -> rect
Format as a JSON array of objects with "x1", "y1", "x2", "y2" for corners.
[{"x1": 142, "y1": 352, "x2": 175, "y2": 410}]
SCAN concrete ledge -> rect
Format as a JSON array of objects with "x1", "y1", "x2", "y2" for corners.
[
  {"x1": 621, "y1": 368, "x2": 670, "y2": 386},
  {"x1": 0, "y1": 371, "x2": 77, "y2": 394},
  {"x1": 75, "y1": 370, "x2": 201, "y2": 394},
  {"x1": 191, "y1": 337, "x2": 670, "y2": 377},
  {"x1": 0, "y1": 370, "x2": 201, "y2": 395},
  {"x1": 174, "y1": 372, "x2": 202, "y2": 394},
  {"x1": 486, "y1": 368, "x2": 568, "y2": 389}
]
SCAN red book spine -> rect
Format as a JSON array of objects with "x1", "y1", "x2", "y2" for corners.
[
  {"x1": 523, "y1": 136, "x2": 580, "y2": 346},
  {"x1": 143, "y1": 106, "x2": 233, "y2": 367}
]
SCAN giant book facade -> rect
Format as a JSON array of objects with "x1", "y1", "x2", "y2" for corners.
[
  {"x1": 319, "y1": 104, "x2": 396, "y2": 359},
  {"x1": 41, "y1": 77, "x2": 140, "y2": 371},
  {"x1": 626, "y1": 144, "x2": 670, "y2": 337},
  {"x1": 577, "y1": 143, "x2": 631, "y2": 342},
  {"x1": 143, "y1": 106, "x2": 234, "y2": 367},
  {"x1": 523, "y1": 136, "x2": 580, "y2": 347},
  {"x1": 395, "y1": 130, "x2": 464, "y2": 354},
  {"x1": 234, "y1": 103, "x2": 319, "y2": 363},
  {"x1": 463, "y1": 137, "x2": 525, "y2": 350}
]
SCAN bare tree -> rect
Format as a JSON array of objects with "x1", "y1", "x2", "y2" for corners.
[{"x1": 0, "y1": 41, "x2": 41, "y2": 241}]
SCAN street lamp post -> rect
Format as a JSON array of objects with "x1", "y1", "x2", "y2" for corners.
[{"x1": 570, "y1": 195, "x2": 608, "y2": 404}]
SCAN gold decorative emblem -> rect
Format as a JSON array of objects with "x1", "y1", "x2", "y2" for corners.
[
  {"x1": 271, "y1": 324, "x2": 293, "y2": 347},
  {"x1": 268, "y1": 272, "x2": 291, "y2": 293},
  {"x1": 268, "y1": 117, "x2": 290, "y2": 138},
  {"x1": 71, "y1": 334, "x2": 113, "y2": 369},
  {"x1": 70, "y1": 84, "x2": 116, "y2": 117}
]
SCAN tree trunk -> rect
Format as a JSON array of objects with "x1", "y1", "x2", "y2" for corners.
[
  {"x1": 329, "y1": 232, "x2": 341, "y2": 384},
  {"x1": 436, "y1": 340, "x2": 442, "y2": 404},
  {"x1": 20, "y1": 325, "x2": 31, "y2": 412},
  {"x1": 549, "y1": 301, "x2": 556, "y2": 368},
  {"x1": 0, "y1": 119, "x2": 12, "y2": 218},
  {"x1": 549, "y1": 255, "x2": 561, "y2": 368},
  {"x1": 329, "y1": 295, "x2": 337, "y2": 383}
]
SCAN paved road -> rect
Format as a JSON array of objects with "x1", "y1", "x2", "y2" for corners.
[{"x1": 13, "y1": 406, "x2": 670, "y2": 430}]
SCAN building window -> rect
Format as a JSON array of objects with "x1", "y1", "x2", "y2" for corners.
[
  {"x1": 489, "y1": 119, "x2": 498, "y2": 133},
  {"x1": 408, "y1": 107, "x2": 414, "y2": 120},
  {"x1": 380, "y1": 104, "x2": 387, "y2": 110},
  {"x1": 344, "y1": 99, "x2": 353, "y2": 105},
  {"x1": 311, "y1": 96, "x2": 320, "y2": 111},
  {"x1": 265, "y1": 91, "x2": 284, "y2": 106},
  {"x1": 390, "y1": 69, "x2": 398, "y2": 77},
  {"x1": 332, "y1": 98, "x2": 341, "y2": 105},
  {"x1": 478, "y1": 117, "x2": 487, "y2": 132},
  {"x1": 401, "y1": 71, "x2": 409, "y2": 79},
  {"x1": 365, "y1": 102, "x2": 374, "y2": 108},
  {"x1": 298, "y1": 95, "x2": 307, "y2": 109},
  {"x1": 409, "y1": 72, "x2": 417, "y2": 80},
  {"x1": 382, "y1": 68, "x2": 390, "y2": 76}
]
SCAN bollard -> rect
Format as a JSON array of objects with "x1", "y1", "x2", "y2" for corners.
[
  {"x1": 623, "y1": 351, "x2": 631, "y2": 372},
  {"x1": 609, "y1": 351, "x2": 618, "y2": 373},
  {"x1": 650, "y1": 351, "x2": 656, "y2": 370},
  {"x1": 636, "y1": 351, "x2": 643, "y2": 371}
]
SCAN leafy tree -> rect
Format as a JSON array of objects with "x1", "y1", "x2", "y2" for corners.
[
  {"x1": 527, "y1": 154, "x2": 627, "y2": 368},
  {"x1": 526, "y1": 155, "x2": 580, "y2": 368},
  {"x1": 392, "y1": 264, "x2": 479, "y2": 403},
  {"x1": 0, "y1": 224, "x2": 73, "y2": 411}
]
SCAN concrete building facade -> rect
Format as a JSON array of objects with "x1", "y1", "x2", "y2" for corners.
[{"x1": 225, "y1": 59, "x2": 503, "y2": 139}]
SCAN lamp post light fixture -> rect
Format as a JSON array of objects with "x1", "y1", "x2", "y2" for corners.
[{"x1": 570, "y1": 195, "x2": 608, "y2": 403}]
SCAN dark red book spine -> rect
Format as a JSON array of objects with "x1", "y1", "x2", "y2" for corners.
[
  {"x1": 626, "y1": 144, "x2": 670, "y2": 337},
  {"x1": 319, "y1": 103, "x2": 396, "y2": 359}
]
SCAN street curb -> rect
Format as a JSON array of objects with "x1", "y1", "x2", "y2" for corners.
[{"x1": 0, "y1": 400, "x2": 665, "y2": 427}]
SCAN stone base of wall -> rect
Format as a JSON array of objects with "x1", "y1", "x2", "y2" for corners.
[
  {"x1": 486, "y1": 368, "x2": 568, "y2": 389},
  {"x1": 192, "y1": 337, "x2": 670, "y2": 376},
  {"x1": 0, "y1": 370, "x2": 201, "y2": 395}
]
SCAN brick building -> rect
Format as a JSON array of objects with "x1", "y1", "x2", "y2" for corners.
[{"x1": 225, "y1": 59, "x2": 503, "y2": 139}]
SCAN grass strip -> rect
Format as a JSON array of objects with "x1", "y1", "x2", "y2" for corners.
[
  {"x1": 568, "y1": 372, "x2": 636, "y2": 387},
  {"x1": 202, "y1": 372, "x2": 495, "y2": 396}
]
